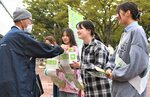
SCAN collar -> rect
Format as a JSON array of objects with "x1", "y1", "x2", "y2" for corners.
[
  {"x1": 15, "y1": 25, "x2": 21, "y2": 30},
  {"x1": 124, "y1": 21, "x2": 139, "y2": 32},
  {"x1": 84, "y1": 38, "x2": 95, "y2": 47}
]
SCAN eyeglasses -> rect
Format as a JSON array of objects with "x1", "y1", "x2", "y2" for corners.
[
  {"x1": 28, "y1": 18, "x2": 32, "y2": 23},
  {"x1": 22, "y1": 18, "x2": 32, "y2": 23}
]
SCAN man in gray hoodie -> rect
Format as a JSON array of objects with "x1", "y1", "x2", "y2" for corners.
[{"x1": 105, "y1": 2, "x2": 149, "y2": 97}]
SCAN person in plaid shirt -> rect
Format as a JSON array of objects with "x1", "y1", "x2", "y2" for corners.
[{"x1": 70, "y1": 20, "x2": 111, "y2": 97}]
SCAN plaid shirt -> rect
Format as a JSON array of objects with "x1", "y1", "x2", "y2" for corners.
[{"x1": 80, "y1": 38, "x2": 111, "y2": 97}]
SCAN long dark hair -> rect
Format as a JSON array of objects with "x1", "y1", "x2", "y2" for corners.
[
  {"x1": 76, "y1": 20, "x2": 101, "y2": 41},
  {"x1": 117, "y1": 2, "x2": 141, "y2": 21},
  {"x1": 61, "y1": 28, "x2": 77, "y2": 47}
]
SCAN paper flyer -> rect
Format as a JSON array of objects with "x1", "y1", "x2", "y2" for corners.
[
  {"x1": 59, "y1": 52, "x2": 77, "y2": 64},
  {"x1": 45, "y1": 57, "x2": 59, "y2": 70},
  {"x1": 129, "y1": 64, "x2": 150, "y2": 94},
  {"x1": 59, "y1": 52, "x2": 84, "y2": 90},
  {"x1": 95, "y1": 66, "x2": 107, "y2": 74},
  {"x1": 87, "y1": 66, "x2": 108, "y2": 78},
  {"x1": 44, "y1": 57, "x2": 66, "y2": 88},
  {"x1": 59, "y1": 64, "x2": 84, "y2": 90},
  {"x1": 45, "y1": 52, "x2": 84, "y2": 90}
]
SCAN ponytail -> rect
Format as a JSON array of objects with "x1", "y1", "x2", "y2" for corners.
[
  {"x1": 117, "y1": 2, "x2": 141, "y2": 21},
  {"x1": 94, "y1": 32, "x2": 101, "y2": 41},
  {"x1": 136, "y1": 10, "x2": 142, "y2": 21}
]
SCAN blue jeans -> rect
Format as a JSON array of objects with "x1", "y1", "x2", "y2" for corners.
[{"x1": 59, "y1": 91, "x2": 77, "y2": 97}]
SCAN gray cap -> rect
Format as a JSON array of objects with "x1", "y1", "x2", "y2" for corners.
[{"x1": 13, "y1": 8, "x2": 32, "y2": 22}]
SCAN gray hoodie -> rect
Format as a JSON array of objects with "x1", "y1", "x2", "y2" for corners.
[{"x1": 106, "y1": 22, "x2": 149, "y2": 97}]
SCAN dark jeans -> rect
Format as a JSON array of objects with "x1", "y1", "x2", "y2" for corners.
[{"x1": 53, "y1": 84, "x2": 59, "y2": 97}]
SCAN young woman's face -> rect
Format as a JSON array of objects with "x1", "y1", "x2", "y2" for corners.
[
  {"x1": 117, "y1": 10, "x2": 130, "y2": 25},
  {"x1": 62, "y1": 32, "x2": 70, "y2": 45},
  {"x1": 76, "y1": 25, "x2": 90, "y2": 40}
]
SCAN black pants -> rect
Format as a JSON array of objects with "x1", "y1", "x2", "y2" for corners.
[{"x1": 53, "y1": 84, "x2": 59, "y2": 97}]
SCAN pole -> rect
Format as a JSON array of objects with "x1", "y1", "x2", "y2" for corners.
[{"x1": 0, "y1": 0, "x2": 13, "y2": 19}]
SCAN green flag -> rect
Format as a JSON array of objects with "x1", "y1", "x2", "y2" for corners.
[{"x1": 68, "y1": 6, "x2": 84, "y2": 47}]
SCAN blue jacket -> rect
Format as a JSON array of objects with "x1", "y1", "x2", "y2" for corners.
[{"x1": 0, "y1": 26, "x2": 64, "y2": 97}]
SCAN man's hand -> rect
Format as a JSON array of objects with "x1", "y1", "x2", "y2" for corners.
[
  {"x1": 61, "y1": 44, "x2": 69, "y2": 52},
  {"x1": 70, "y1": 61, "x2": 80, "y2": 69}
]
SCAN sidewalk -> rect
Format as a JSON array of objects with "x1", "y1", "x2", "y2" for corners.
[
  {"x1": 36, "y1": 65, "x2": 150, "y2": 97},
  {"x1": 36, "y1": 66, "x2": 53, "y2": 97}
]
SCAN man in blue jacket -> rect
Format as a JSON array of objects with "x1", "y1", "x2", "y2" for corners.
[{"x1": 0, "y1": 8, "x2": 64, "y2": 97}]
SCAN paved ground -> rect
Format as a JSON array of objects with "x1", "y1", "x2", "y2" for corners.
[
  {"x1": 36, "y1": 66, "x2": 150, "y2": 97},
  {"x1": 36, "y1": 66, "x2": 53, "y2": 97}
]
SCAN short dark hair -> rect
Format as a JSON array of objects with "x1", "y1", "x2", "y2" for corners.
[
  {"x1": 61, "y1": 28, "x2": 77, "y2": 47},
  {"x1": 76, "y1": 20, "x2": 101, "y2": 41},
  {"x1": 76, "y1": 20, "x2": 95, "y2": 36},
  {"x1": 117, "y1": 2, "x2": 141, "y2": 21}
]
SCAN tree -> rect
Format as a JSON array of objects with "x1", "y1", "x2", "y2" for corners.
[
  {"x1": 123, "y1": 0, "x2": 150, "y2": 38},
  {"x1": 134, "y1": 0, "x2": 150, "y2": 38},
  {"x1": 66, "y1": 0, "x2": 150, "y2": 46},
  {"x1": 23, "y1": 0, "x2": 150, "y2": 47},
  {"x1": 65, "y1": 0, "x2": 123, "y2": 46},
  {"x1": 23, "y1": 0, "x2": 68, "y2": 43},
  {"x1": 0, "y1": 34, "x2": 3, "y2": 40}
]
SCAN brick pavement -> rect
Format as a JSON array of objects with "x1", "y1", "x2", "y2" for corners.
[
  {"x1": 36, "y1": 65, "x2": 150, "y2": 97},
  {"x1": 36, "y1": 66, "x2": 53, "y2": 97}
]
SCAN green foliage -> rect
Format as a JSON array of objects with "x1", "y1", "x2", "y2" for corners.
[
  {"x1": 125, "y1": 0, "x2": 150, "y2": 38},
  {"x1": 23, "y1": 0, "x2": 150, "y2": 47},
  {"x1": 23, "y1": 0, "x2": 68, "y2": 43},
  {"x1": 0, "y1": 34, "x2": 3, "y2": 39},
  {"x1": 136, "y1": 0, "x2": 150, "y2": 38},
  {"x1": 64, "y1": 0, "x2": 123, "y2": 46}
]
